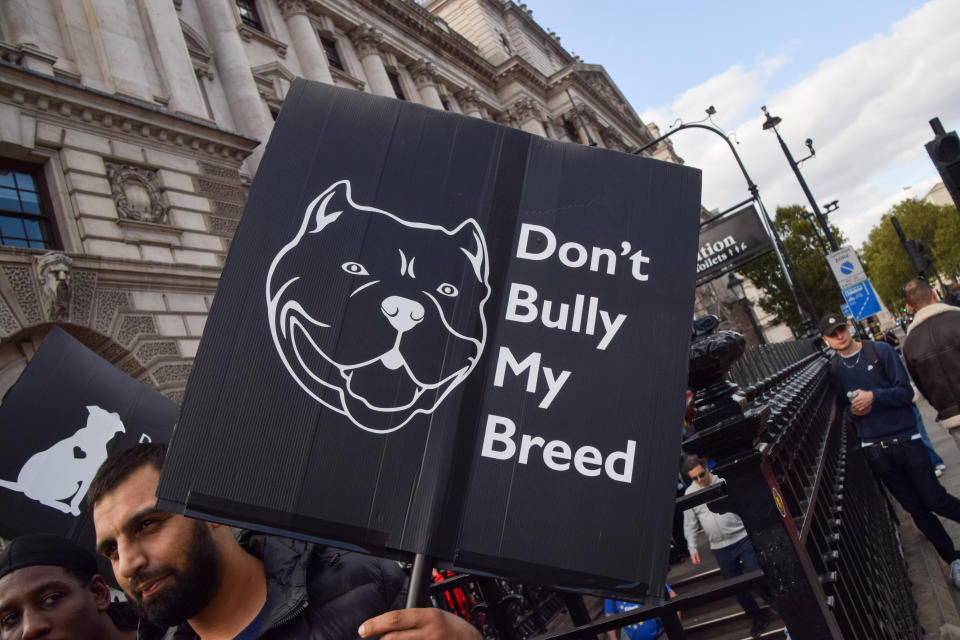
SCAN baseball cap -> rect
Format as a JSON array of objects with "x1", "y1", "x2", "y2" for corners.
[
  {"x1": 0, "y1": 534, "x2": 98, "y2": 581},
  {"x1": 819, "y1": 313, "x2": 849, "y2": 336}
]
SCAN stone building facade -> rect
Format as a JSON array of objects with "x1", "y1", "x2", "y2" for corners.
[{"x1": 0, "y1": 0, "x2": 687, "y2": 403}]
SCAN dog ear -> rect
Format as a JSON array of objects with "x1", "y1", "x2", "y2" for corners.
[
  {"x1": 454, "y1": 219, "x2": 488, "y2": 282},
  {"x1": 304, "y1": 180, "x2": 355, "y2": 234}
]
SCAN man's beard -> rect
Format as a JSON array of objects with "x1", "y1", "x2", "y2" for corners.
[{"x1": 129, "y1": 520, "x2": 222, "y2": 628}]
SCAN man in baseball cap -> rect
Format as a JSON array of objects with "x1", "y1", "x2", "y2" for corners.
[
  {"x1": 0, "y1": 533, "x2": 136, "y2": 640},
  {"x1": 821, "y1": 311, "x2": 960, "y2": 589},
  {"x1": 818, "y1": 312, "x2": 847, "y2": 337}
]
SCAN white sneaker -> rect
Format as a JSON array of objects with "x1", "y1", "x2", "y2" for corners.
[
  {"x1": 937, "y1": 467, "x2": 944, "y2": 477},
  {"x1": 950, "y1": 559, "x2": 960, "y2": 589},
  {"x1": 936, "y1": 463, "x2": 947, "y2": 472}
]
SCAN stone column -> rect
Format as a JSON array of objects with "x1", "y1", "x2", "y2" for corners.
[
  {"x1": 195, "y1": 0, "x2": 274, "y2": 171},
  {"x1": 580, "y1": 108, "x2": 606, "y2": 148},
  {"x1": 511, "y1": 97, "x2": 546, "y2": 137},
  {"x1": 2, "y1": 0, "x2": 57, "y2": 74},
  {"x1": 350, "y1": 24, "x2": 394, "y2": 98},
  {"x1": 567, "y1": 110, "x2": 603, "y2": 147},
  {"x1": 278, "y1": 0, "x2": 333, "y2": 84},
  {"x1": 3, "y1": 0, "x2": 37, "y2": 48},
  {"x1": 409, "y1": 59, "x2": 444, "y2": 110},
  {"x1": 87, "y1": 0, "x2": 154, "y2": 101},
  {"x1": 137, "y1": 0, "x2": 208, "y2": 118},
  {"x1": 455, "y1": 88, "x2": 483, "y2": 118}
]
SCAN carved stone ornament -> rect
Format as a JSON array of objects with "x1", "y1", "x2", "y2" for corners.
[
  {"x1": 350, "y1": 24, "x2": 384, "y2": 57},
  {"x1": 276, "y1": 0, "x2": 309, "y2": 19},
  {"x1": 33, "y1": 251, "x2": 72, "y2": 321},
  {"x1": 106, "y1": 163, "x2": 169, "y2": 224},
  {"x1": 600, "y1": 127, "x2": 625, "y2": 151},
  {"x1": 510, "y1": 96, "x2": 542, "y2": 123},
  {"x1": 455, "y1": 87, "x2": 481, "y2": 112},
  {"x1": 408, "y1": 59, "x2": 437, "y2": 89}
]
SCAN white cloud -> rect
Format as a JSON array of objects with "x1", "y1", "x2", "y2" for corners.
[{"x1": 639, "y1": 0, "x2": 960, "y2": 250}]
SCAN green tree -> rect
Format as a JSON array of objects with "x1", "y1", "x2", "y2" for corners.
[
  {"x1": 739, "y1": 205, "x2": 847, "y2": 335},
  {"x1": 933, "y1": 208, "x2": 960, "y2": 281},
  {"x1": 859, "y1": 199, "x2": 959, "y2": 312}
]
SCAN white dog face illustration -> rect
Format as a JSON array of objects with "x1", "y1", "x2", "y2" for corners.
[{"x1": 266, "y1": 180, "x2": 490, "y2": 433}]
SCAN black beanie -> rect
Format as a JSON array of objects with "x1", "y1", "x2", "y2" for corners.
[{"x1": 0, "y1": 534, "x2": 98, "y2": 581}]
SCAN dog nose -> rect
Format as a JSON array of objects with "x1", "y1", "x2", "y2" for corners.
[{"x1": 381, "y1": 296, "x2": 425, "y2": 333}]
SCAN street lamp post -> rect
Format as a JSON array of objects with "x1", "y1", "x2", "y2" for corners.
[
  {"x1": 761, "y1": 107, "x2": 840, "y2": 251},
  {"x1": 802, "y1": 209, "x2": 829, "y2": 255},
  {"x1": 761, "y1": 106, "x2": 873, "y2": 339},
  {"x1": 727, "y1": 272, "x2": 767, "y2": 345},
  {"x1": 634, "y1": 112, "x2": 818, "y2": 333}
]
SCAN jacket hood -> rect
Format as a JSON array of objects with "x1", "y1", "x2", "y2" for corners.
[{"x1": 908, "y1": 302, "x2": 960, "y2": 335}]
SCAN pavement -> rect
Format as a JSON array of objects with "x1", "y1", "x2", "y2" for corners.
[{"x1": 900, "y1": 395, "x2": 960, "y2": 639}]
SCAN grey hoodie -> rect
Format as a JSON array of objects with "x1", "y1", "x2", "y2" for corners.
[{"x1": 683, "y1": 473, "x2": 748, "y2": 556}]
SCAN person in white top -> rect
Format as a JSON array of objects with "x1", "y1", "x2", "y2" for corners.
[{"x1": 682, "y1": 456, "x2": 769, "y2": 638}]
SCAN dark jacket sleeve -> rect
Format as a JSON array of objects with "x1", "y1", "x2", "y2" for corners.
[
  {"x1": 380, "y1": 558, "x2": 409, "y2": 611},
  {"x1": 872, "y1": 342, "x2": 914, "y2": 408}
]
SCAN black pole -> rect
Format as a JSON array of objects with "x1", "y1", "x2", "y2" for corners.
[
  {"x1": 741, "y1": 298, "x2": 767, "y2": 345},
  {"x1": 890, "y1": 216, "x2": 949, "y2": 294},
  {"x1": 803, "y1": 210, "x2": 829, "y2": 255},
  {"x1": 890, "y1": 216, "x2": 923, "y2": 278},
  {"x1": 762, "y1": 109, "x2": 840, "y2": 251},
  {"x1": 405, "y1": 553, "x2": 433, "y2": 608},
  {"x1": 633, "y1": 122, "x2": 818, "y2": 333}
]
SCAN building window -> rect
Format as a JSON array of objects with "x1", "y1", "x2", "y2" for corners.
[
  {"x1": 320, "y1": 36, "x2": 344, "y2": 71},
  {"x1": 388, "y1": 72, "x2": 406, "y2": 101},
  {"x1": 236, "y1": 0, "x2": 264, "y2": 32},
  {"x1": 0, "y1": 162, "x2": 53, "y2": 249}
]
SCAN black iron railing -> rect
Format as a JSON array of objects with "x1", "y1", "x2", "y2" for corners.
[
  {"x1": 431, "y1": 319, "x2": 922, "y2": 639},
  {"x1": 429, "y1": 575, "x2": 569, "y2": 639}
]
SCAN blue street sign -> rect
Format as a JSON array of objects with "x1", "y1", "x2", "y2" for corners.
[
  {"x1": 840, "y1": 261, "x2": 855, "y2": 275},
  {"x1": 841, "y1": 280, "x2": 882, "y2": 321},
  {"x1": 841, "y1": 303, "x2": 852, "y2": 317}
]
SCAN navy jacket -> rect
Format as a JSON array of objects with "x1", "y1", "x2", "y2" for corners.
[
  {"x1": 829, "y1": 341, "x2": 915, "y2": 442},
  {"x1": 139, "y1": 533, "x2": 408, "y2": 640}
]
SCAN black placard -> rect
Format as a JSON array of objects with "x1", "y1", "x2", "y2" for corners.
[
  {"x1": 695, "y1": 205, "x2": 773, "y2": 285},
  {"x1": 0, "y1": 327, "x2": 176, "y2": 547},
  {"x1": 158, "y1": 80, "x2": 701, "y2": 599}
]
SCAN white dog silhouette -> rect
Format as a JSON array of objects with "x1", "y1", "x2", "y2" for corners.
[{"x1": 0, "y1": 405, "x2": 125, "y2": 516}]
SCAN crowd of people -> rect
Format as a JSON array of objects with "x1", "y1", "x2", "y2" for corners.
[
  {"x1": 0, "y1": 443, "x2": 480, "y2": 640},
  {"x1": 2, "y1": 276, "x2": 958, "y2": 640},
  {"x1": 663, "y1": 276, "x2": 960, "y2": 638}
]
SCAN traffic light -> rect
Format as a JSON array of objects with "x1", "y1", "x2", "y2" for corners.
[
  {"x1": 925, "y1": 118, "x2": 960, "y2": 211},
  {"x1": 905, "y1": 239, "x2": 931, "y2": 273}
]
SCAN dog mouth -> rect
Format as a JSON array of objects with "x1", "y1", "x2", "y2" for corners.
[
  {"x1": 342, "y1": 353, "x2": 426, "y2": 411},
  {"x1": 286, "y1": 318, "x2": 448, "y2": 413}
]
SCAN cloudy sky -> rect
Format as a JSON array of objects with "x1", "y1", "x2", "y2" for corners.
[{"x1": 523, "y1": 0, "x2": 960, "y2": 249}]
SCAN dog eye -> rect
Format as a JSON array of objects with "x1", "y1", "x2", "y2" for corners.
[
  {"x1": 342, "y1": 262, "x2": 369, "y2": 276},
  {"x1": 436, "y1": 283, "x2": 458, "y2": 297}
]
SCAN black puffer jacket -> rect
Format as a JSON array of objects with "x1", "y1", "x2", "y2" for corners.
[
  {"x1": 904, "y1": 303, "x2": 960, "y2": 427},
  {"x1": 138, "y1": 533, "x2": 407, "y2": 640}
]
